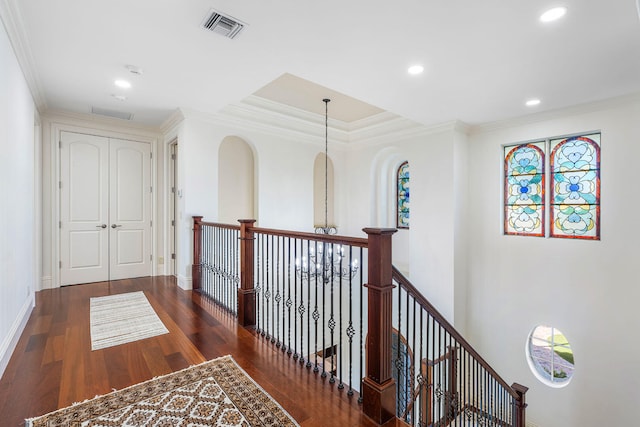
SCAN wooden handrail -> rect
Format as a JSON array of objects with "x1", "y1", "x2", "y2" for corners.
[
  {"x1": 392, "y1": 266, "x2": 520, "y2": 401},
  {"x1": 200, "y1": 220, "x2": 241, "y2": 231},
  {"x1": 250, "y1": 226, "x2": 369, "y2": 248}
]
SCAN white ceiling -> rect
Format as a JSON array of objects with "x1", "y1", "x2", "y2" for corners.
[{"x1": 8, "y1": 0, "x2": 640, "y2": 127}]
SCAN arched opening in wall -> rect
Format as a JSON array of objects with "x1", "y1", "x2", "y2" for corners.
[
  {"x1": 313, "y1": 153, "x2": 335, "y2": 229},
  {"x1": 370, "y1": 148, "x2": 411, "y2": 275},
  {"x1": 218, "y1": 136, "x2": 255, "y2": 224}
]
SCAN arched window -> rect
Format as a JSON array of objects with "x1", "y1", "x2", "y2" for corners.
[
  {"x1": 397, "y1": 161, "x2": 410, "y2": 229},
  {"x1": 550, "y1": 133, "x2": 600, "y2": 239},
  {"x1": 504, "y1": 142, "x2": 545, "y2": 236}
]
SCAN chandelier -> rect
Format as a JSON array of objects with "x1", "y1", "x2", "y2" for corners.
[
  {"x1": 295, "y1": 98, "x2": 359, "y2": 284},
  {"x1": 296, "y1": 242, "x2": 359, "y2": 285}
]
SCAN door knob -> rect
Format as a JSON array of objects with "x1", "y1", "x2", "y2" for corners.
[
  {"x1": 111, "y1": 224, "x2": 122, "y2": 228},
  {"x1": 96, "y1": 224, "x2": 107, "y2": 228}
]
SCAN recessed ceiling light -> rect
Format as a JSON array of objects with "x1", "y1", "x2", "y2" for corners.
[
  {"x1": 408, "y1": 65, "x2": 424, "y2": 75},
  {"x1": 112, "y1": 94, "x2": 127, "y2": 101},
  {"x1": 540, "y1": 6, "x2": 567, "y2": 22},
  {"x1": 526, "y1": 99, "x2": 541, "y2": 107},
  {"x1": 114, "y1": 79, "x2": 131, "y2": 89}
]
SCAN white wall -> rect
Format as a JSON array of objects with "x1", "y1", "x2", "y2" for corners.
[
  {"x1": 0, "y1": 19, "x2": 36, "y2": 377},
  {"x1": 343, "y1": 124, "x2": 468, "y2": 323},
  {"x1": 466, "y1": 97, "x2": 640, "y2": 426}
]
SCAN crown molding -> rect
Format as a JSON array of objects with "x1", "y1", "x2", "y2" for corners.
[
  {"x1": 470, "y1": 92, "x2": 640, "y2": 135},
  {"x1": 0, "y1": 0, "x2": 47, "y2": 111},
  {"x1": 159, "y1": 109, "x2": 185, "y2": 135}
]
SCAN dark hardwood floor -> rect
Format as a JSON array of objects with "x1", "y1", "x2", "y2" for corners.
[{"x1": 0, "y1": 276, "x2": 381, "y2": 426}]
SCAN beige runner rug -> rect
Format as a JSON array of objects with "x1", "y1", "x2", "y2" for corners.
[
  {"x1": 26, "y1": 355, "x2": 299, "y2": 427},
  {"x1": 90, "y1": 291, "x2": 169, "y2": 350}
]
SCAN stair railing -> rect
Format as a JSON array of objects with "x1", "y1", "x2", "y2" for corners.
[
  {"x1": 192, "y1": 217, "x2": 527, "y2": 426},
  {"x1": 392, "y1": 267, "x2": 528, "y2": 427}
]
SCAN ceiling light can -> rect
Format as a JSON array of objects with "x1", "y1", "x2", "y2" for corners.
[
  {"x1": 540, "y1": 6, "x2": 567, "y2": 22},
  {"x1": 408, "y1": 65, "x2": 424, "y2": 75},
  {"x1": 114, "y1": 79, "x2": 131, "y2": 89}
]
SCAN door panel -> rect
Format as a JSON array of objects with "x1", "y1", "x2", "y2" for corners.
[
  {"x1": 60, "y1": 132, "x2": 152, "y2": 285},
  {"x1": 109, "y1": 138, "x2": 151, "y2": 280},
  {"x1": 60, "y1": 132, "x2": 109, "y2": 285}
]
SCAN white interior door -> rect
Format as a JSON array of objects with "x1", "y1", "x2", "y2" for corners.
[
  {"x1": 109, "y1": 139, "x2": 151, "y2": 280},
  {"x1": 60, "y1": 132, "x2": 152, "y2": 285},
  {"x1": 60, "y1": 132, "x2": 110, "y2": 285}
]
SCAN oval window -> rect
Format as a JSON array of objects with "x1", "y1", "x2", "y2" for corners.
[{"x1": 526, "y1": 325, "x2": 575, "y2": 387}]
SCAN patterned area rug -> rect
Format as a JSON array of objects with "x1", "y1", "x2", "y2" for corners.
[
  {"x1": 90, "y1": 291, "x2": 169, "y2": 350},
  {"x1": 26, "y1": 355, "x2": 299, "y2": 427}
]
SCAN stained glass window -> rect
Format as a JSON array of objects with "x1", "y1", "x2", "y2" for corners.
[
  {"x1": 550, "y1": 133, "x2": 600, "y2": 239},
  {"x1": 397, "y1": 161, "x2": 409, "y2": 229},
  {"x1": 504, "y1": 142, "x2": 546, "y2": 236}
]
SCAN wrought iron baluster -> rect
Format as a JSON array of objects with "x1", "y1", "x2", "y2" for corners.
[
  {"x1": 255, "y1": 233, "x2": 262, "y2": 334},
  {"x1": 328, "y1": 243, "x2": 336, "y2": 382},
  {"x1": 274, "y1": 235, "x2": 281, "y2": 346},
  {"x1": 346, "y1": 246, "x2": 355, "y2": 396},
  {"x1": 312, "y1": 240, "x2": 320, "y2": 372},
  {"x1": 286, "y1": 237, "x2": 293, "y2": 355},
  {"x1": 358, "y1": 246, "x2": 364, "y2": 403},
  {"x1": 337, "y1": 248, "x2": 344, "y2": 387},
  {"x1": 262, "y1": 233, "x2": 267, "y2": 335},
  {"x1": 293, "y1": 238, "x2": 298, "y2": 360},
  {"x1": 298, "y1": 239, "x2": 308, "y2": 366}
]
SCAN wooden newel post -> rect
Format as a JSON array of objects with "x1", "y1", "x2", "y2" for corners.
[
  {"x1": 238, "y1": 219, "x2": 257, "y2": 328},
  {"x1": 192, "y1": 216, "x2": 203, "y2": 291},
  {"x1": 362, "y1": 227, "x2": 397, "y2": 425},
  {"x1": 512, "y1": 383, "x2": 528, "y2": 427}
]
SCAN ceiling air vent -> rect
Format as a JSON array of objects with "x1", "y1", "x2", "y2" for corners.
[
  {"x1": 202, "y1": 9, "x2": 245, "y2": 39},
  {"x1": 91, "y1": 107, "x2": 133, "y2": 121}
]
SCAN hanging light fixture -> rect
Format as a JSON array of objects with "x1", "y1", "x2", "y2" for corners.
[
  {"x1": 316, "y1": 98, "x2": 337, "y2": 235},
  {"x1": 295, "y1": 98, "x2": 359, "y2": 285}
]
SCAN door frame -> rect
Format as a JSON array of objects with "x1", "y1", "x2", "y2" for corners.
[{"x1": 48, "y1": 120, "x2": 159, "y2": 288}]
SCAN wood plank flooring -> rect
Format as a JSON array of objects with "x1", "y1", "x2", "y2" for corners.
[{"x1": 0, "y1": 276, "x2": 381, "y2": 426}]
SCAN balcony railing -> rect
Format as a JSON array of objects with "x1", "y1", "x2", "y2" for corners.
[{"x1": 192, "y1": 217, "x2": 527, "y2": 426}]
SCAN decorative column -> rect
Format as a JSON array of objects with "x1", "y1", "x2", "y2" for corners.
[
  {"x1": 362, "y1": 227, "x2": 397, "y2": 425},
  {"x1": 512, "y1": 383, "x2": 529, "y2": 427},
  {"x1": 192, "y1": 216, "x2": 203, "y2": 291},
  {"x1": 238, "y1": 219, "x2": 257, "y2": 328}
]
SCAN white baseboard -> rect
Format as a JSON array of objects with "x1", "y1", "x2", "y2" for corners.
[
  {"x1": 177, "y1": 274, "x2": 192, "y2": 290},
  {"x1": 0, "y1": 295, "x2": 34, "y2": 379}
]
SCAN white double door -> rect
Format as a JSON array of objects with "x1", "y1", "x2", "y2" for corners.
[{"x1": 60, "y1": 131, "x2": 152, "y2": 286}]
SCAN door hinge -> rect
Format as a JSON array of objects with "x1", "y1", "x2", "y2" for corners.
[
  {"x1": 59, "y1": 140, "x2": 62, "y2": 149},
  {"x1": 171, "y1": 186, "x2": 175, "y2": 193},
  {"x1": 150, "y1": 220, "x2": 153, "y2": 227},
  {"x1": 171, "y1": 220, "x2": 175, "y2": 226},
  {"x1": 150, "y1": 186, "x2": 153, "y2": 193},
  {"x1": 59, "y1": 181, "x2": 62, "y2": 189},
  {"x1": 59, "y1": 261, "x2": 62, "y2": 268},
  {"x1": 59, "y1": 221, "x2": 62, "y2": 229},
  {"x1": 171, "y1": 154, "x2": 176, "y2": 160},
  {"x1": 150, "y1": 254, "x2": 153, "y2": 261},
  {"x1": 171, "y1": 253, "x2": 176, "y2": 260}
]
